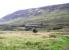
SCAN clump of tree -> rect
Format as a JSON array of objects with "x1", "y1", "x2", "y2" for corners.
[{"x1": 52, "y1": 25, "x2": 63, "y2": 30}]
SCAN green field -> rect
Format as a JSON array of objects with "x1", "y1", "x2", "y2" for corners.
[{"x1": 0, "y1": 31, "x2": 69, "y2": 50}]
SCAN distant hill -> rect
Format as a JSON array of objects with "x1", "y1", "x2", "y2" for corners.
[{"x1": 0, "y1": 3, "x2": 69, "y2": 31}]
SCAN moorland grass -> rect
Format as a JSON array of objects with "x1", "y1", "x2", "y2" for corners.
[{"x1": 0, "y1": 32, "x2": 69, "y2": 50}]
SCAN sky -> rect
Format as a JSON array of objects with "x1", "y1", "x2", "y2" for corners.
[{"x1": 0, "y1": 0, "x2": 69, "y2": 19}]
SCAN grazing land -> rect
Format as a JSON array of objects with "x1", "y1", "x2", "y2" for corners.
[
  {"x1": 0, "y1": 2, "x2": 69, "y2": 50},
  {"x1": 0, "y1": 31, "x2": 69, "y2": 50}
]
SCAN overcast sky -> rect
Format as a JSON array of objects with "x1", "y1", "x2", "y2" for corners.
[{"x1": 0, "y1": 0, "x2": 69, "y2": 18}]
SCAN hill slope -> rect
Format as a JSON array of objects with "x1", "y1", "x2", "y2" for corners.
[{"x1": 0, "y1": 3, "x2": 69, "y2": 31}]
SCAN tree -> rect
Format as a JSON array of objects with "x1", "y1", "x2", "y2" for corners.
[{"x1": 32, "y1": 28, "x2": 38, "y2": 33}]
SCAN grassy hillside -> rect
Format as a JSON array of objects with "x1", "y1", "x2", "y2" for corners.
[
  {"x1": 2, "y1": 3, "x2": 69, "y2": 25},
  {"x1": 0, "y1": 3, "x2": 69, "y2": 31}
]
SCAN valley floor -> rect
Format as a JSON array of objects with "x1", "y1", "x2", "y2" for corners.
[{"x1": 0, "y1": 31, "x2": 69, "y2": 50}]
